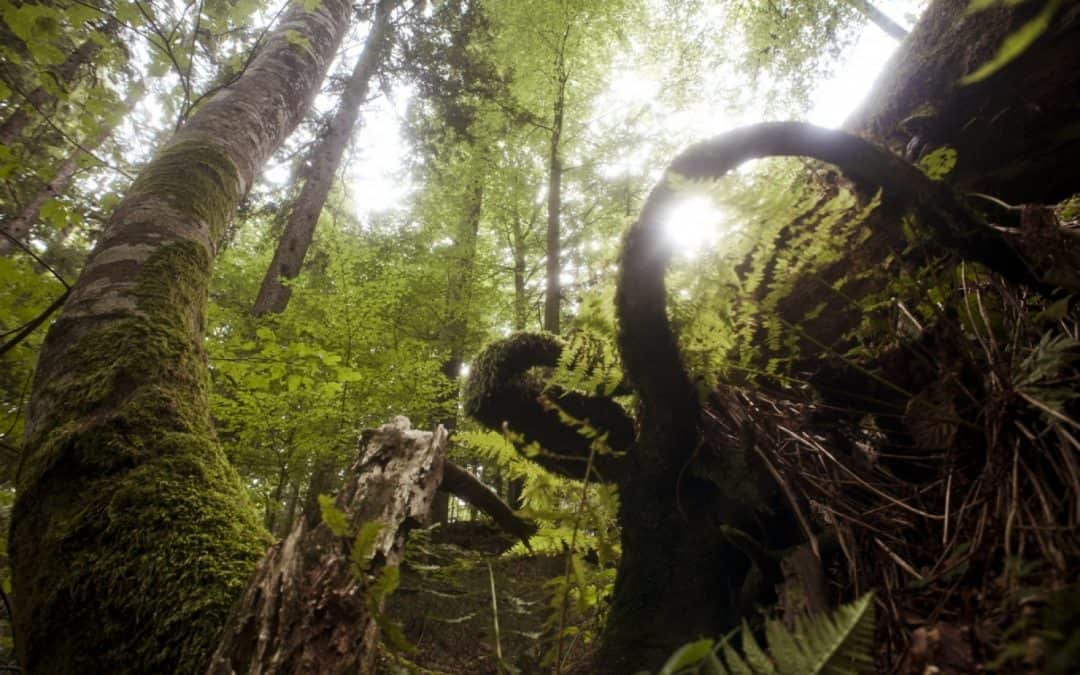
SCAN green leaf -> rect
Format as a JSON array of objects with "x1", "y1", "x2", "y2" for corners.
[
  {"x1": 318, "y1": 494, "x2": 349, "y2": 536},
  {"x1": 1036, "y1": 296, "x2": 1071, "y2": 323},
  {"x1": 114, "y1": 2, "x2": 143, "y2": 25},
  {"x1": 659, "y1": 638, "x2": 715, "y2": 675},
  {"x1": 28, "y1": 40, "x2": 65, "y2": 66},
  {"x1": 369, "y1": 563, "x2": 399, "y2": 602},
  {"x1": 960, "y1": 0, "x2": 1062, "y2": 85},
  {"x1": 286, "y1": 374, "x2": 302, "y2": 392},
  {"x1": 657, "y1": 595, "x2": 876, "y2": 675},
  {"x1": 39, "y1": 199, "x2": 66, "y2": 229},
  {"x1": 350, "y1": 520, "x2": 384, "y2": 566},
  {"x1": 67, "y1": 5, "x2": 101, "y2": 24},
  {"x1": 917, "y1": 146, "x2": 958, "y2": 180}
]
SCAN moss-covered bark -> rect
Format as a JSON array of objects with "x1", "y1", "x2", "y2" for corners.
[
  {"x1": 9, "y1": 0, "x2": 354, "y2": 671},
  {"x1": 11, "y1": 242, "x2": 270, "y2": 673}
]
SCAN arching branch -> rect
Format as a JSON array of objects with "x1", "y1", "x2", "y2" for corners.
[
  {"x1": 617, "y1": 121, "x2": 1045, "y2": 472},
  {"x1": 463, "y1": 332, "x2": 633, "y2": 482}
]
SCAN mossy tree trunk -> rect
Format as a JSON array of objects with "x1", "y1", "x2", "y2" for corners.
[{"x1": 8, "y1": 1, "x2": 353, "y2": 673}]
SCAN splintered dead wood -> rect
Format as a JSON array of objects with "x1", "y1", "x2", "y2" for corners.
[{"x1": 208, "y1": 417, "x2": 447, "y2": 675}]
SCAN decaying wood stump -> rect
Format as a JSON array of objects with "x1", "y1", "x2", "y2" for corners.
[{"x1": 208, "y1": 417, "x2": 447, "y2": 674}]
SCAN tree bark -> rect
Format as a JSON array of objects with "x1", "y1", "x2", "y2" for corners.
[
  {"x1": 208, "y1": 418, "x2": 446, "y2": 675},
  {"x1": 7, "y1": 2, "x2": 353, "y2": 672},
  {"x1": 842, "y1": 0, "x2": 908, "y2": 40},
  {"x1": 0, "y1": 86, "x2": 141, "y2": 254},
  {"x1": 0, "y1": 23, "x2": 114, "y2": 146},
  {"x1": 543, "y1": 68, "x2": 566, "y2": 334},
  {"x1": 253, "y1": 0, "x2": 397, "y2": 315},
  {"x1": 431, "y1": 163, "x2": 485, "y2": 523}
]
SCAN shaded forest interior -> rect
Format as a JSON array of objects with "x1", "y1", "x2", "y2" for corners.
[{"x1": 0, "y1": 0, "x2": 1078, "y2": 673}]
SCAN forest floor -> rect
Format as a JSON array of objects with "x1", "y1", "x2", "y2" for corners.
[{"x1": 379, "y1": 522, "x2": 598, "y2": 675}]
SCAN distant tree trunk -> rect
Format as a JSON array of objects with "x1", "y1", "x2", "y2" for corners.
[
  {"x1": 0, "y1": 86, "x2": 141, "y2": 254},
  {"x1": 842, "y1": 0, "x2": 908, "y2": 40},
  {"x1": 277, "y1": 477, "x2": 301, "y2": 538},
  {"x1": 0, "y1": 22, "x2": 114, "y2": 146},
  {"x1": 507, "y1": 215, "x2": 534, "y2": 509},
  {"x1": 302, "y1": 450, "x2": 345, "y2": 527},
  {"x1": 253, "y1": 0, "x2": 397, "y2": 316},
  {"x1": 543, "y1": 66, "x2": 567, "y2": 334},
  {"x1": 7, "y1": 1, "x2": 353, "y2": 672},
  {"x1": 431, "y1": 163, "x2": 485, "y2": 524},
  {"x1": 208, "y1": 418, "x2": 447, "y2": 675},
  {"x1": 510, "y1": 205, "x2": 538, "y2": 332}
]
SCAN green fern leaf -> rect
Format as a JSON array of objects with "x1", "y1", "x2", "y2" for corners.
[
  {"x1": 653, "y1": 594, "x2": 876, "y2": 675},
  {"x1": 780, "y1": 593, "x2": 876, "y2": 674}
]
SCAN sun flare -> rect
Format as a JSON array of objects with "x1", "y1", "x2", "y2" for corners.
[{"x1": 661, "y1": 194, "x2": 730, "y2": 258}]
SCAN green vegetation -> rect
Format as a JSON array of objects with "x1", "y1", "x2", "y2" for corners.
[{"x1": 1, "y1": 0, "x2": 1078, "y2": 673}]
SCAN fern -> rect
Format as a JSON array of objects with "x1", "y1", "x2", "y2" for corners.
[{"x1": 652, "y1": 593, "x2": 876, "y2": 675}]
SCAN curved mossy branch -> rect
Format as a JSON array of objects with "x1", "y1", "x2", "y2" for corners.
[
  {"x1": 463, "y1": 332, "x2": 632, "y2": 482},
  {"x1": 617, "y1": 121, "x2": 1044, "y2": 473}
]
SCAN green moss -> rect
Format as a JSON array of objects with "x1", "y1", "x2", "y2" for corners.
[
  {"x1": 11, "y1": 241, "x2": 269, "y2": 674},
  {"x1": 127, "y1": 139, "x2": 241, "y2": 244},
  {"x1": 462, "y1": 331, "x2": 563, "y2": 419}
]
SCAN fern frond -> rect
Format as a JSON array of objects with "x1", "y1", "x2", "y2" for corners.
[
  {"x1": 784, "y1": 592, "x2": 876, "y2": 674},
  {"x1": 654, "y1": 594, "x2": 876, "y2": 675}
]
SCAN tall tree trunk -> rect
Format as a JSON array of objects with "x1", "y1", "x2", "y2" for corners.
[
  {"x1": 253, "y1": 0, "x2": 397, "y2": 316},
  {"x1": 431, "y1": 164, "x2": 485, "y2": 524},
  {"x1": 506, "y1": 215, "x2": 534, "y2": 509},
  {"x1": 0, "y1": 23, "x2": 114, "y2": 146},
  {"x1": 277, "y1": 476, "x2": 301, "y2": 538},
  {"x1": 0, "y1": 86, "x2": 140, "y2": 254},
  {"x1": 842, "y1": 0, "x2": 908, "y2": 40},
  {"x1": 208, "y1": 418, "x2": 447, "y2": 675},
  {"x1": 7, "y1": 2, "x2": 353, "y2": 673},
  {"x1": 543, "y1": 71, "x2": 566, "y2": 334}
]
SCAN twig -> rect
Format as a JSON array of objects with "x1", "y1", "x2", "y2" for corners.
[
  {"x1": 3, "y1": 81, "x2": 135, "y2": 180},
  {"x1": 0, "y1": 289, "x2": 71, "y2": 358},
  {"x1": 487, "y1": 562, "x2": 504, "y2": 672},
  {"x1": 1017, "y1": 390, "x2": 1080, "y2": 431},
  {"x1": 0, "y1": 231, "x2": 71, "y2": 289},
  {"x1": 779, "y1": 425, "x2": 945, "y2": 520},
  {"x1": 874, "y1": 537, "x2": 924, "y2": 581}
]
